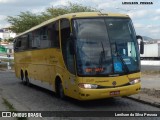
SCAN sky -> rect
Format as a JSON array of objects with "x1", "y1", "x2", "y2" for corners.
[{"x1": 0, "y1": 0, "x2": 159, "y2": 39}]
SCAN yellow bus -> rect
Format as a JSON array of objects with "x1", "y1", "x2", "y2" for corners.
[{"x1": 14, "y1": 12, "x2": 144, "y2": 100}]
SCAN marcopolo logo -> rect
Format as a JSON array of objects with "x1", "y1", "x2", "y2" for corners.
[{"x1": 112, "y1": 81, "x2": 117, "y2": 86}]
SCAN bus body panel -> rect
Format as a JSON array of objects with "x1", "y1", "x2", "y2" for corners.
[
  {"x1": 78, "y1": 83, "x2": 141, "y2": 100},
  {"x1": 14, "y1": 48, "x2": 79, "y2": 98}
]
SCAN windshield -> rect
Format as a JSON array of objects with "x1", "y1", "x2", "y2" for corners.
[{"x1": 72, "y1": 18, "x2": 140, "y2": 76}]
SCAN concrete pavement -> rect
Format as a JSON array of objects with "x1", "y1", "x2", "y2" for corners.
[
  {"x1": 141, "y1": 60, "x2": 160, "y2": 66},
  {"x1": 0, "y1": 85, "x2": 16, "y2": 120},
  {"x1": 0, "y1": 93, "x2": 8, "y2": 111},
  {"x1": 128, "y1": 73, "x2": 160, "y2": 108}
]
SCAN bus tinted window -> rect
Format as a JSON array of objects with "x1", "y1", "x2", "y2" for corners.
[
  {"x1": 51, "y1": 21, "x2": 60, "y2": 48},
  {"x1": 28, "y1": 32, "x2": 33, "y2": 49},
  {"x1": 31, "y1": 27, "x2": 50, "y2": 48},
  {"x1": 16, "y1": 39, "x2": 21, "y2": 48},
  {"x1": 15, "y1": 22, "x2": 61, "y2": 51},
  {"x1": 14, "y1": 35, "x2": 28, "y2": 51}
]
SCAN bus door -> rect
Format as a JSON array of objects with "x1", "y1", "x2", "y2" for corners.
[{"x1": 60, "y1": 19, "x2": 77, "y2": 96}]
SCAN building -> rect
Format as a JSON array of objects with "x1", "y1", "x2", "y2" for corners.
[
  {"x1": 0, "y1": 28, "x2": 16, "y2": 40},
  {"x1": 0, "y1": 45, "x2": 7, "y2": 53},
  {"x1": 0, "y1": 27, "x2": 15, "y2": 58},
  {"x1": 0, "y1": 41, "x2": 14, "y2": 58}
]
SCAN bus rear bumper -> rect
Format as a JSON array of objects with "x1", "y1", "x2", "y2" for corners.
[{"x1": 77, "y1": 83, "x2": 141, "y2": 100}]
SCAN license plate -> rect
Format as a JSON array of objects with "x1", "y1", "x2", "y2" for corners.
[{"x1": 110, "y1": 91, "x2": 120, "y2": 96}]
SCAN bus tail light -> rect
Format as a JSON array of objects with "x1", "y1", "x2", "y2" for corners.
[
  {"x1": 129, "y1": 79, "x2": 141, "y2": 85},
  {"x1": 78, "y1": 83, "x2": 98, "y2": 89}
]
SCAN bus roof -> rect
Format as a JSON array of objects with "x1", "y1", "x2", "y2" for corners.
[{"x1": 15, "y1": 12, "x2": 130, "y2": 38}]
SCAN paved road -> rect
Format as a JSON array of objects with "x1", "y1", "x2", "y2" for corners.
[{"x1": 0, "y1": 71, "x2": 160, "y2": 120}]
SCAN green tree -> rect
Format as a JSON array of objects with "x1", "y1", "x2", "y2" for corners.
[
  {"x1": 7, "y1": 3, "x2": 98, "y2": 33},
  {"x1": 7, "y1": 11, "x2": 42, "y2": 33},
  {"x1": 6, "y1": 38, "x2": 14, "y2": 43},
  {"x1": 67, "y1": 2, "x2": 96, "y2": 13},
  {"x1": 40, "y1": 7, "x2": 69, "y2": 21}
]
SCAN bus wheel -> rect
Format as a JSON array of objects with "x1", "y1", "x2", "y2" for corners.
[
  {"x1": 25, "y1": 71, "x2": 30, "y2": 86},
  {"x1": 20, "y1": 70, "x2": 25, "y2": 84},
  {"x1": 56, "y1": 80, "x2": 65, "y2": 99},
  {"x1": 58, "y1": 82, "x2": 65, "y2": 99}
]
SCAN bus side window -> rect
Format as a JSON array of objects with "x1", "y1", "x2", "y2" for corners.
[
  {"x1": 21, "y1": 35, "x2": 29, "y2": 50},
  {"x1": 28, "y1": 32, "x2": 33, "y2": 49},
  {"x1": 61, "y1": 19, "x2": 75, "y2": 74},
  {"x1": 16, "y1": 39, "x2": 21, "y2": 48},
  {"x1": 32, "y1": 30, "x2": 41, "y2": 48},
  {"x1": 40, "y1": 26, "x2": 51, "y2": 48},
  {"x1": 53, "y1": 21, "x2": 60, "y2": 48},
  {"x1": 47, "y1": 21, "x2": 60, "y2": 48},
  {"x1": 14, "y1": 38, "x2": 22, "y2": 51},
  {"x1": 15, "y1": 37, "x2": 28, "y2": 51}
]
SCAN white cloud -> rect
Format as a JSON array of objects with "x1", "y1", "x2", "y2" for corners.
[
  {"x1": 128, "y1": 10, "x2": 149, "y2": 19},
  {"x1": 31, "y1": 7, "x2": 46, "y2": 14},
  {"x1": 150, "y1": 29, "x2": 160, "y2": 34},
  {"x1": 50, "y1": 0, "x2": 69, "y2": 7},
  {"x1": 97, "y1": 1, "x2": 117, "y2": 9},
  {"x1": 146, "y1": 25, "x2": 154, "y2": 28},
  {"x1": 0, "y1": 23, "x2": 10, "y2": 28},
  {"x1": 134, "y1": 23, "x2": 144, "y2": 28},
  {"x1": 0, "y1": 15, "x2": 6, "y2": 21},
  {"x1": 152, "y1": 16, "x2": 160, "y2": 21},
  {"x1": 156, "y1": 9, "x2": 160, "y2": 14},
  {"x1": 135, "y1": 25, "x2": 160, "y2": 39},
  {"x1": 0, "y1": 0, "x2": 9, "y2": 3},
  {"x1": 0, "y1": 0, "x2": 15, "y2": 3}
]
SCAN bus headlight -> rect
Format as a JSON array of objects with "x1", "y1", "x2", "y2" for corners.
[
  {"x1": 78, "y1": 83, "x2": 98, "y2": 89},
  {"x1": 129, "y1": 79, "x2": 141, "y2": 85}
]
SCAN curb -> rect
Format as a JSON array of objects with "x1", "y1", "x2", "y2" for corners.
[
  {"x1": 141, "y1": 60, "x2": 160, "y2": 66},
  {"x1": 126, "y1": 91, "x2": 160, "y2": 108}
]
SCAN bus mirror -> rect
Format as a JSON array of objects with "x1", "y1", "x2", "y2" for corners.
[
  {"x1": 140, "y1": 40, "x2": 144, "y2": 54},
  {"x1": 136, "y1": 35, "x2": 144, "y2": 54}
]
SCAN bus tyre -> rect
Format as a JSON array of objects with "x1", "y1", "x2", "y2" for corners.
[
  {"x1": 25, "y1": 72, "x2": 30, "y2": 86},
  {"x1": 20, "y1": 71, "x2": 25, "y2": 85},
  {"x1": 25, "y1": 76, "x2": 30, "y2": 86},
  {"x1": 58, "y1": 82, "x2": 65, "y2": 99}
]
